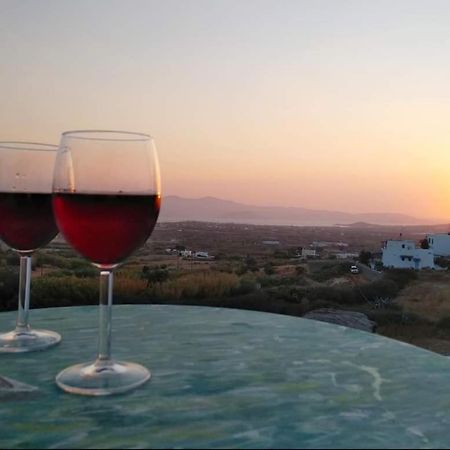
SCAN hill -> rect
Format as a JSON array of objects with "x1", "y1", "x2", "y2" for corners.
[{"x1": 159, "y1": 195, "x2": 437, "y2": 227}]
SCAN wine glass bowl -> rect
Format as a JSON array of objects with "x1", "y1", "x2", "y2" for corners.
[
  {"x1": 0, "y1": 142, "x2": 61, "y2": 353},
  {"x1": 52, "y1": 130, "x2": 161, "y2": 395}
]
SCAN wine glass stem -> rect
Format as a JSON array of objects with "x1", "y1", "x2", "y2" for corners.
[
  {"x1": 97, "y1": 270, "x2": 113, "y2": 364},
  {"x1": 16, "y1": 255, "x2": 32, "y2": 332}
]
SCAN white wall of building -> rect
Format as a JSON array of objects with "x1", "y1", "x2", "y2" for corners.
[
  {"x1": 382, "y1": 240, "x2": 435, "y2": 269},
  {"x1": 428, "y1": 234, "x2": 450, "y2": 257},
  {"x1": 301, "y1": 248, "x2": 317, "y2": 258},
  {"x1": 335, "y1": 252, "x2": 359, "y2": 260}
]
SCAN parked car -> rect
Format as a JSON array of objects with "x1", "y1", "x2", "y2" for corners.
[{"x1": 350, "y1": 265, "x2": 360, "y2": 274}]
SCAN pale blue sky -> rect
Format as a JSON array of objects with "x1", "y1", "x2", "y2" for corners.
[{"x1": 2, "y1": 0, "x2": 450, "y2": 218}]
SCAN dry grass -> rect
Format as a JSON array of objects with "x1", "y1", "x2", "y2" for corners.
[
  {"x1": 115, "y1": 276, "x2": 148, "y2": 296},
  {"x1": 373, "y1": 271, "x2": 450, "y2": 355},
  {"x1": 148, "y1": 271, "x2": 240, "y2": 301},
  {"x1": 396, "y1": 272, "x2": 450, "y2": 322}
]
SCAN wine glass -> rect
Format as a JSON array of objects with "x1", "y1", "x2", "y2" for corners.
[
  {"x1": 52, "y1": 130, "x2": 161, "y2": 395},
  {"x1": 0, "y1": 142, "x2": 61, "y2": 352}
]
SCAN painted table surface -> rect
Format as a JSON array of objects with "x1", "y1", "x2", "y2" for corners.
[{"x1": 1, "y1": 305, "x2": 450, "y2": 449}]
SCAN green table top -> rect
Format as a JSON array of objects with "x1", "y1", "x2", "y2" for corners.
[{"x1": 1, "y1": 304, "x2": 450, "y2": 449}]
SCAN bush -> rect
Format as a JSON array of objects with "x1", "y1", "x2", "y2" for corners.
[
  {"x1": 384, "y1": 269, "x2": 418, "y2": 289},
  {"x1": 147, "y1": 271, "x2": 240, "y2": 301},
  {"x1": 32, "y1": 276, "x2": 98, "y2": 308},
  {"x1": 5, "y1": 253, "x2": 19, "y2": 267},
  {"x1": 303, "y1": 279, "x2": 402, "y2": 307},
  {"x1": 244, "y1": 256, "x2": 259, "y2": 272},
  {"x1": 264, "y1": 262, "x2": 275, "y2": 275},
  {"x1": 310, "y1": 262, "x2": 351, "y2": 282},
  {"x1": 0, "y1": 268, "x2": 18, "y2": 310},
  {"x1": 306, "y1": 285, "x2": 360, "y2": 305},
  {"x1": 369, "y1": 310, "x2": 430, "y2": 326},
  {"x1": 73, "y1": 267, "x2": 98, "y2": 278},
  {"x1": 367, "y1": 310, "x2": 405, "y2": 326},
  {"x1": 217, "y1": 293, "x2": 306, "y2": 317},
  {"x1": 359, "y1": 279, "x2": 399, "y2": 300},
  {"x1": 436, "y1": 316, "x2": 450, "y2": 329},
  {"x1": 34, "y1": 252, "x2": 71, "y2": 269},
  {"x1": 231, "y1": 277, "x2": 258, "y2": 296},
  {"x1": 435, "y1": 257, "x2": 450, "y2": 269},
  {"x1": 142, "y1": 265, "x2": 170, "y2": 287},
  {"x1": 266, "y1": 286, "x2": 308, "y2": 303},
  {"x1": 359, "y1": 250, "x2": 372, "y2": 265}
]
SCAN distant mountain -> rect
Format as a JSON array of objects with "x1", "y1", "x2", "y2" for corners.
[{"x1": 159, "y1": 196, "x2": 436, "y2": 227}]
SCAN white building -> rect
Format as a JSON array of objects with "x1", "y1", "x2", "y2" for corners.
[
  {"x1": 311, "y1": 241, "x2": 349, "y2": 248},
  {"x1": 427, "y1": 234, "x2": 450, "y2": 257},
  {"x1": 335, "y1": 252, "x2": 359, "y2": 260},
  {"x1": 382, "y1": 240, "x2": 435, "y2": 270},
  {"x1": 301, "y1": 248, "x2": 317, "y2": 258},
  {"x1": 262, "y1": 240, "x2": 280, "y2": 245}
]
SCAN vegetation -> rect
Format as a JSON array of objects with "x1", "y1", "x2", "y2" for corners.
[
  {"x1": 420, "y1": 238, "x2": 430, "y2": 249},
  {"x1": 1, "y1": 220, "x2": 450, "y2": 354},
  {"x1": 358, "y1": 250, "x2": 372, "y2": 265}
]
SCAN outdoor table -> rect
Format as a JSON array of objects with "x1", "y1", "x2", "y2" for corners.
[{"x1": 1, "y1": 304, "x2": 450, "y2": 449}]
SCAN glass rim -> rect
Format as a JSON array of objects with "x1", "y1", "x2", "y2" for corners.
[
  {"x1": 0, "y1": 141, "x2": 58, "y2": 152},
  {"x1": 61, "y1": 130, "x2": 153, "y2": 142}
]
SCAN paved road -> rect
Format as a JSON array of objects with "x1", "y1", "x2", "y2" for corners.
[{"x1": 355, "y1": 262, "x2": 383, "y2": 281}]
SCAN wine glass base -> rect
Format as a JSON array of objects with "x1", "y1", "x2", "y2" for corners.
[
  {"x1": 56, "y1": 360, "x2": 151, "y2": 396},
  {"x1": 0, "y1": 329, "x2": 61, "y2": 353}
]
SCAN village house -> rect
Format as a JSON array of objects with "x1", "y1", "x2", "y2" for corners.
[
  {"x1": 382, "y1": 240, "x2": 435, "y2": 270},
  {"x1": 427, "y1": 233, "x2": 450, "y2": 257}
]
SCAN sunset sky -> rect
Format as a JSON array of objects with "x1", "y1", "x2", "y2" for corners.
[{"x1": 1, "y1": 0, "x2": 450, "y2": 221}]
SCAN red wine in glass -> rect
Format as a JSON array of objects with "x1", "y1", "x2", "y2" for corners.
[
  {"x1": 53, "y1": 130, "x2": 161, "y2": 396},
  {"x1": 53, "y1": 193, "x2": 160, "y2": 267},
  {"x1": 0, "y1": 193, "x2": 58, "y2": 252},
  {"x1": 0, "y1": 142, "x2": 61, "y2": 353}
]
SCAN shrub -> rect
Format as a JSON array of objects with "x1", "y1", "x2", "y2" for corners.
[
  {"x1": 264, "y1": 262, "x2": 275, "y2": 275},
  {"x1": 436, "y1": 316, "x2": 450, "y2": 329},
  {"x1": 32, "y1": 276, "x2": 98, "y2": 308},
  {"x1": 310, "y1": 262, "x2": 351, "y2": 282},
  {"x1": 303, "y1": 279, "x2": 402, "y2": 306},
  {"x1": 369, "y1": 310, "x2": 430, "y2": 326},
  {"x1": 5, "y1": 253, "x2": 20, "y2": 267},
  {"x1": 231, "y1": 276, "x2": 258, "y2": 296},
  {"x1": 367, "y1": 310, "x2": 405, "y2": 326},
  {"x1": 359, "y1": 279, "x2": 399, "y2": 300},
  {"x1": 216, "y1": 293, "x2": 306, "y2": 317},
  {"x1": 306, "y1": 285, "x2": 360, "y2": 305},
  {"x1": 147, "y1": 271, "x2": 240, "y2": 301},
  {"x1": 34, "y1": 252, "x2": 71, "y2": 269},
  {"x1": 73, "y1": 267, "x2": 98, "y2": 278},
  {"x1": 0, "y1": 268, "x2": 18, "y2": 310},
  {"x1": 142, "y1": 265, "x2": 170, "y2": 287},
  {"x1": 359, "y1": 250, "x2": 372, "y2": 265},
  {"x1": 266, "y1": 286, "x2": 307, "y2": 303},
  {"x1": 435, "y1": 257, "x2": 450, "y2": 269},
  {"x1": 245, "y1": 256, "x2": 259, "y2": 272},
  {"x1": 384, "y1": 269, "x2": 418, "y2": 289},
  {"x1": 115, "y1": 276, "x2": 148, "y2": 297}
]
